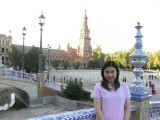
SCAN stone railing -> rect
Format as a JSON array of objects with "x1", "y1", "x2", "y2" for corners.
[
  {"x1": 26, "y1": 102, "x2": 160, "y2": 120},
  {"x1": 44, "y1": 80, "x2": 62, "y2": 92},
  {"x1": 1, "y1": 69, "x2": 38, "y2": 83},
  {"x1": 1, "y1": 69, "x2": 62, "y2": 92},
  {"x1": 27, "y1": 103, "x2": 137, "y2": 120},
  {"x1": 27, "y1": 108, "x2": 96, "y2": 120},
  {"x1": 149, "y1": 101, "x2": 160, "y2": 120}
]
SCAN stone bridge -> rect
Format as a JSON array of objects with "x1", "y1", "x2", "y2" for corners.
[
  {"x1": 0, "y1": 68, "x2": 62, "y2": 108},
  {"x1": 0, "y1": 78, "x2": 38, "y2": 99}
]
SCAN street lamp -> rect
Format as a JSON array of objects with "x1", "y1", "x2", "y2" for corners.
[
  {"x1": 46, "y1": 44, "x2": 51, "y2": 80},
  {"x1": 38, "y1": 12, "x2": 45, "y2": 73},
  {"x1": 22, "y1": 26, "x2": 26, "y2": 71}
]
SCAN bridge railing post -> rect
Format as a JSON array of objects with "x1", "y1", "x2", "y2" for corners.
[
  {"x1": 37, "y1": 73, "x2": 44, "y2": 98},
  {"x1": 61, "y1": 83, "x2": 64, "y2": 92},
  {"x1": 129, "y1": 22, "x2": 152, "y2": 120}
]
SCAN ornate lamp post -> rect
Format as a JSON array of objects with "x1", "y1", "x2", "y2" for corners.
[
  {"x1": 46, "y1": 44, "x2": 51, "y2": 80},
  {"x1": 38, "y1": 12, "x2": 45, "y2": 73},
  {"x1": 22, "y1": 26, "x2": 26, "y2": 71}
]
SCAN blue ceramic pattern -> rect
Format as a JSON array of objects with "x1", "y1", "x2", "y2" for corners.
[
  {"x1": 27, "y1": 104, "x2": 137, "y2": 120},
  {"x1": 27, "y1": 108, "x2": 96, "y2": 120},
  {"x1": 131, "y1": 103, "x2": 137, "y2": 111},
  {"x1": 129, "y1": 22, "x2": 149, "y2": 96},
  {"x1": 129, "y1": 22, "x2": 153, "y2": 120}
]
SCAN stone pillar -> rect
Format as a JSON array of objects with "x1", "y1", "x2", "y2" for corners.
[
  {"x1": 37, "y1": 73, "x2": 44, "y2": 98},
  {"x1": 61, "y1": 83, "x2": 64, "y2": 92},
  {"x1": 129, "y1": 22, "x2": 151, "y2": 120}
]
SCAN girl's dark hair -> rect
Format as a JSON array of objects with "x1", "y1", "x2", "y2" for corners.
[{"x1": 101, "y1": 61, "x2": 120, "y2": 91}]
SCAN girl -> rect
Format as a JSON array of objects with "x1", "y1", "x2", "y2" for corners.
[{"x1": 93, "y1": 61, "x2": 131, "y2": 120}]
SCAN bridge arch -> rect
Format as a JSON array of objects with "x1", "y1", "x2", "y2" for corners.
[{"x1": 0, "y1": 79, "x2": 38, "y2": 99}]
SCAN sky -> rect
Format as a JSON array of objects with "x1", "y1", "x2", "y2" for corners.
[{"x1": 0, "y1": 0, "x2": 160, "y2": 54}]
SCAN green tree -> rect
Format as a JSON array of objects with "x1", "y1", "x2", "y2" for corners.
[
  {"x1": 145, "y1": 52, "x2": 153, "y2": 70},
  {"x1": 62, "y1": 81, "x2": 91, "y2": 100},
  {"x1": 89, "y1": 45, "x2": 105, "y2": 68},
  {"x1": 63, "y1": 81, "x2": 83, "y2": 100},
  {"x1": 62, "y1": 61, "x2": 70, "y2": 69},
  {"x1": 25, "y1": 46, "x2": 45, "y2": 73},
  {"x1": 98, "y1": 51, "x2": 105, "y2": 68},
  {"x1": 7, "y1": 45, "x2": 22, "y2": 69},
  {"x1": 51, "y1": 60, "x2": 60, "y2": 69},
  {"x1": 88, "y1": 60, "x2": 99, "y2": 68},
  {"x1": 120, "y1": 51, "x2": 128, "y2": 68},
  {"x1": 104, "y1": 54, "x2": 110, "y2": 62},
  {"x1": 153, "y1": 51, "x2": 160, "y2": 69},
  {"x1": 74, "y1": 62, "x2": 80, "y2": 69},
  {"x1": 128, "y1": 46, "x2": 135, "y2": 69}
]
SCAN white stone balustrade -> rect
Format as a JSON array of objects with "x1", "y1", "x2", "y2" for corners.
[
  {"x1": 149, "y1": 101, "x2": 160, "y2": 120},
  {"x1": 1, "y1": 69, "x2": 38, "y2": 83},
  {"x1": 27, "y1": 103, "x2": 138, "y2": 120}
]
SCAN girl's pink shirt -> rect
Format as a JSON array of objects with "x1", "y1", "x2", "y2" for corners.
[{"x1": 93, "y1": 82, "x2": 131, "y2": 120}]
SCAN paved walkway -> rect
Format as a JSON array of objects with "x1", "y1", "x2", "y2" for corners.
[
  {"x1": 0, "y1": 104, "x2": 75, "y2": 120},
  {"x1": 46, "y1": 69, "x2": 160, "y2": 101}
]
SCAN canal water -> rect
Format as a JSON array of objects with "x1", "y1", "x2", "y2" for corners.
[{"x1": 0, "y1": 85, "x2": 26, "y2": 111}]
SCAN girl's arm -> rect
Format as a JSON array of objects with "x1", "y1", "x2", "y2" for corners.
[
  {"x1": 94, "y1": 98, "x2": 105, "y2": 120},
  {"x1": 124, "y1": 98, "x2": 131, "y2": 120}
]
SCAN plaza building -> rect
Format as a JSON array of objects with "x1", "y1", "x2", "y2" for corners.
[
  {"x1": 0, "y1": 32, "x2": 12, "y2": 64},
  {"x1": 1, "y1": 11, "x2": 92, "y2": 69}
]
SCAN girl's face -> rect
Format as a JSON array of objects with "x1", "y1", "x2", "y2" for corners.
[{"x1": 104, "y1": 66, "x2": 117, "y2": 85}]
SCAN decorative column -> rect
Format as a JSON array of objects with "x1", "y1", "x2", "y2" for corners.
[{"x1": 129, "y1": 22, "x2": 151, "y2": 120}]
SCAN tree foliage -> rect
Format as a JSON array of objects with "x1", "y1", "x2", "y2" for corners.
[
  {"x1": 74, "y1": 62, "x2": 80, "y2": 69},
  {"x1": 7, "y1": 44, "x2": 160, "y2": 71},
  {"x1": 62, "y1": 81, "x2": 91, "y2": 100},
  {"x1": 62, "y1": 61, "x2": 70, "y2": 69},
  {"x1": 7, "y1": 45, "x2": 45, "y2": 73},
  {"x1": 88, "y1": 45, "x2": 105, "y2": 68},
  {"x1": 7, "y1": 45, "x2": 22, "y2": 68},
  {"x1": 51, "y1": 60, "x2": 60, "y2": 69},
  {"x1": 25, "y1": 46, "x2": 45, "y2": 73}
]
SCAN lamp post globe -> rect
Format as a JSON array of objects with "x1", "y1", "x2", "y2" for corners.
[
  {"x1": 38, "y1": 12, "x2": 45, "y2": 73},
  {"x1": 22, "y1": 26, "x2": 26, "y2": 71}
]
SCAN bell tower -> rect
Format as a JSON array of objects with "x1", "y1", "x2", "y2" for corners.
[{"x1": 78, "y1": 10, "x2": 92, "y2": 58}]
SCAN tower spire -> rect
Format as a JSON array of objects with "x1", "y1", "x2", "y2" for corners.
[
  {"x1": 80, "y1": 10, "x2": 90, "y2": 39},
  {"x1": 84, "y1": 10, "x2": 87, "y2": 19},
  {"x1": 58, "y1": 44, "x2": 61, "y2": 50}
]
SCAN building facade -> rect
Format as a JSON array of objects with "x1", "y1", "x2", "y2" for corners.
[
  {"x1": 49, "y1": 10, "x2": 92, "y2": 68},
  {"x1": 0, "y1": 33, "x2": 12, "y2": 64},
  {"x1": 1, "y1": 11, "x2": 92, "y2": 69}
]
